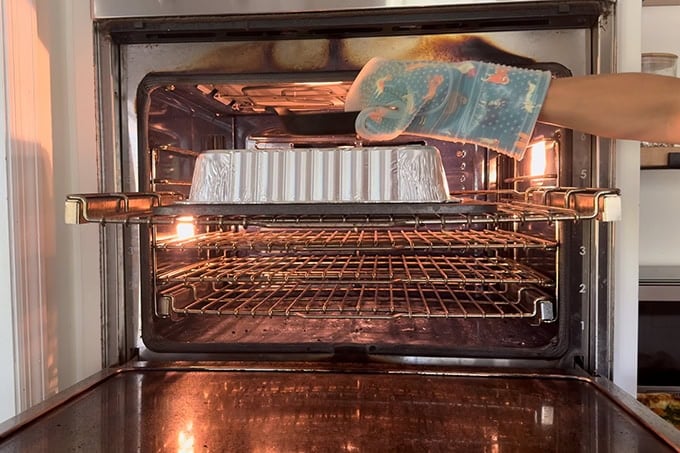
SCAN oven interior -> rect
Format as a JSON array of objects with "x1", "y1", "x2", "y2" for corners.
[
  {"x1": 138, "y1": 68, "x2": 564, "y2": 356},
  {"x1": 65, "y1": 8, "x2": 619, "y2": 370}
]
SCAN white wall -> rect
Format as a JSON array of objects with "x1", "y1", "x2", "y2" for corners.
[
  {"x1": 640, "y1": 5, "x2": 680, "y2": 266},
  {"x1": 37, "y1": 0, "x2": 101, "y2": 397},
  {"x1": 0, "y1": 1, "x2": 18, "y2": 423},
  {"x1": 0, "y1": 0, "x2": 100, "y2": 424},
  {"x1": 1, "y1": 0, "x2": 58, "y2": 422},
  {"x1": 613, "y1": 0, "x2": 642, "y2": 396}
]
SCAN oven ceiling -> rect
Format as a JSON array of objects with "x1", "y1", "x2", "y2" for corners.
[{"x1": 196, "y1": 81, "x2": 352, "y2": 112}]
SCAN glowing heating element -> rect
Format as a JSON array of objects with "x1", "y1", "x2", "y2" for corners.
[
  {"x1": 176, "y1": 216, "x2": 195, "y2": 239},
  {"x1": 529, "y1": 140, "x2": 547, "y2": 177}
]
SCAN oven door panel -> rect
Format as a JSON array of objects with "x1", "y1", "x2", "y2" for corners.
[{"x1": 2, "y1": 363, "x2": 680, "y2": 451}]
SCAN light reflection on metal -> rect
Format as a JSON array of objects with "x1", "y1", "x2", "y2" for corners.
[
  {"x1": 488, "y1": 431, "x2": 500, "y2": 453},
  {"x1": 177, "y1": 421, "x2": 195, "y2": 453},
  {"x1": 540, "y1": 404, "x2": 555, "y2": 426}
]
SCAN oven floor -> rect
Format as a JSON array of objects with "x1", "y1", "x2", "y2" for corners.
[
  {"x1": 0, "y1": 366, "x2": 678, "y2": 452},
  {"x1": 147, "y1": 316, "x2": 560, "y2": 355}
]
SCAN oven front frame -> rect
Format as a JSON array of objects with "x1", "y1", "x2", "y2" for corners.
[{"x1": 92, "y1": 2, "x2": 616, "y2": 375}]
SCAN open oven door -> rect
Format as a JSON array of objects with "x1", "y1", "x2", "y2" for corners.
[{"x1": 1, "y1": 361, "x2": 680, "y2": 451}]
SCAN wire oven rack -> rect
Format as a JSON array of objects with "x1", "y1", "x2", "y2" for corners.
[
  {"x1": 155, "y1": 229, "x2": 557, "y2": 253},
  {"x1": 155, "y1": 254, "x2": 556, "y2": 322},
  {"x1": 157, "y1": 280, "x2": 554, "y2": 321},
  {"x1": 156, "y1": 255, "x2": 551, "y2": 285},
  {"x1": 65, "y1": 188, "x2": 613, "y2": 324},
  {"x1": 153, "y1": 228, "x2": 556, "y2": 322}
]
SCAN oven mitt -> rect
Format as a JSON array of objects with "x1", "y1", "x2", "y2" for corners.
[{"x1": 345, "y1": 57, "x2": 552, "y2": 159}]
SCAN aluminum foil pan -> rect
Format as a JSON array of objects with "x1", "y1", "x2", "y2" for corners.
[{"x1": 188, "y1": 145, "x2": 452, "y2": 203}]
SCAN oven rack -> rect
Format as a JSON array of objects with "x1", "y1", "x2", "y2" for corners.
[
  {"x1": 156, "y1": 255, "x2": 553, "y2": 286},
  {"x1": 155, "y1": 229, "x2": 557, "y2": 253},
  {"x1": 156, "y1": 279, "x2": 555, "y2": 322},
  {"x1": 64, "y1": 187, "x2": 621, "y2": 227}
]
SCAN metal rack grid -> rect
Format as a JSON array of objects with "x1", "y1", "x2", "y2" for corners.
[
  {"x1": 156, "y1": 255, "x2": 553, "y2": 286},
  {"x1": 156, "y1": 229, "x2": 557, "y2": 253},
  {"x1": 157, "y1": 280, "x2": 555, "y2": 321}
]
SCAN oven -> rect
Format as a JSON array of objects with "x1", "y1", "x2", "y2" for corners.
[{"x1": 1, "y1": 1, "x2": 680, "y2": 451}]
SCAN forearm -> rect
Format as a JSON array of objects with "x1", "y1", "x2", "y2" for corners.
[{"x1": 538, "y1": 73, "x2": 680, "y2": 144}]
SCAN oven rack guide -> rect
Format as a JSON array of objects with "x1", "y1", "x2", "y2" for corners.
[{"x1": 65, "y1": 187, "x2": 621, "y2": 227}]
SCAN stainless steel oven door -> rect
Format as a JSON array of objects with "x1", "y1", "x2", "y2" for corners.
[{"x1": 2, "y1": 362, "x2": 680, "y2": 451}]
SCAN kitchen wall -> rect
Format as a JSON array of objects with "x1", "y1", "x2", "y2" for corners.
[
  {"x1": 37, "y1": 0, "x2": 102, "y2": 395},
  {"x1": 0, "y1": 0, "x2": 101, "y2": 425},
  {"x1": 0, "y1": 6, "x2": 17, "y2": 424},
  {"x1": 613, "y1": 0, "x2": 642, "y2": 396},
  {"x1": 640, "y1": 5, "x2": 680, "y2": 266}
]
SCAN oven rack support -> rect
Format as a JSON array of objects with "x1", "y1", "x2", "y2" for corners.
[{"x1": 64, "y1": 188, "x2": 621, "y2": 227}]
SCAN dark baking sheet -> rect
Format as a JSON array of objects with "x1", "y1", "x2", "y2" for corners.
[
  {"x1": 1, "y1": 365, "x2": 679, "y2": 452},
  {"x1": 153, "y1": 199, "x2": 496, "y2": 217},
  {"x1": 271, "y1": 107, "x2": 359, "y2": 135}
]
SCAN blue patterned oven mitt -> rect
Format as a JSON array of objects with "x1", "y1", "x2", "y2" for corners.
[{"x1": 345, "y1": 57, "x2": 552, "y2": 159}]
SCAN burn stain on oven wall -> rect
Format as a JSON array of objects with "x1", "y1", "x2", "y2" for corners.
[
  {"x1": 151, "y1": 33, "x2": 541, "y2": 195},
  {"x1": 181, "y1": 34, "x2": 536, "y2": 73}
]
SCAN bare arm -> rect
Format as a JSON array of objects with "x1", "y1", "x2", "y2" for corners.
[{"x1": 539, "y1": 73, "x2": 680, "y2": 144}]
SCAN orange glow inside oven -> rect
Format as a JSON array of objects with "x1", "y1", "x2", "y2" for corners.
[
  {"x1": 518, "y1": 137, "x2": 558, "y2": 190},
  {"x1": 176, "y1": 216, "x2": 196, "y2": 239},
  {"x1": 529, "y1": 140, "x2": 547, "y2": 177}
]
